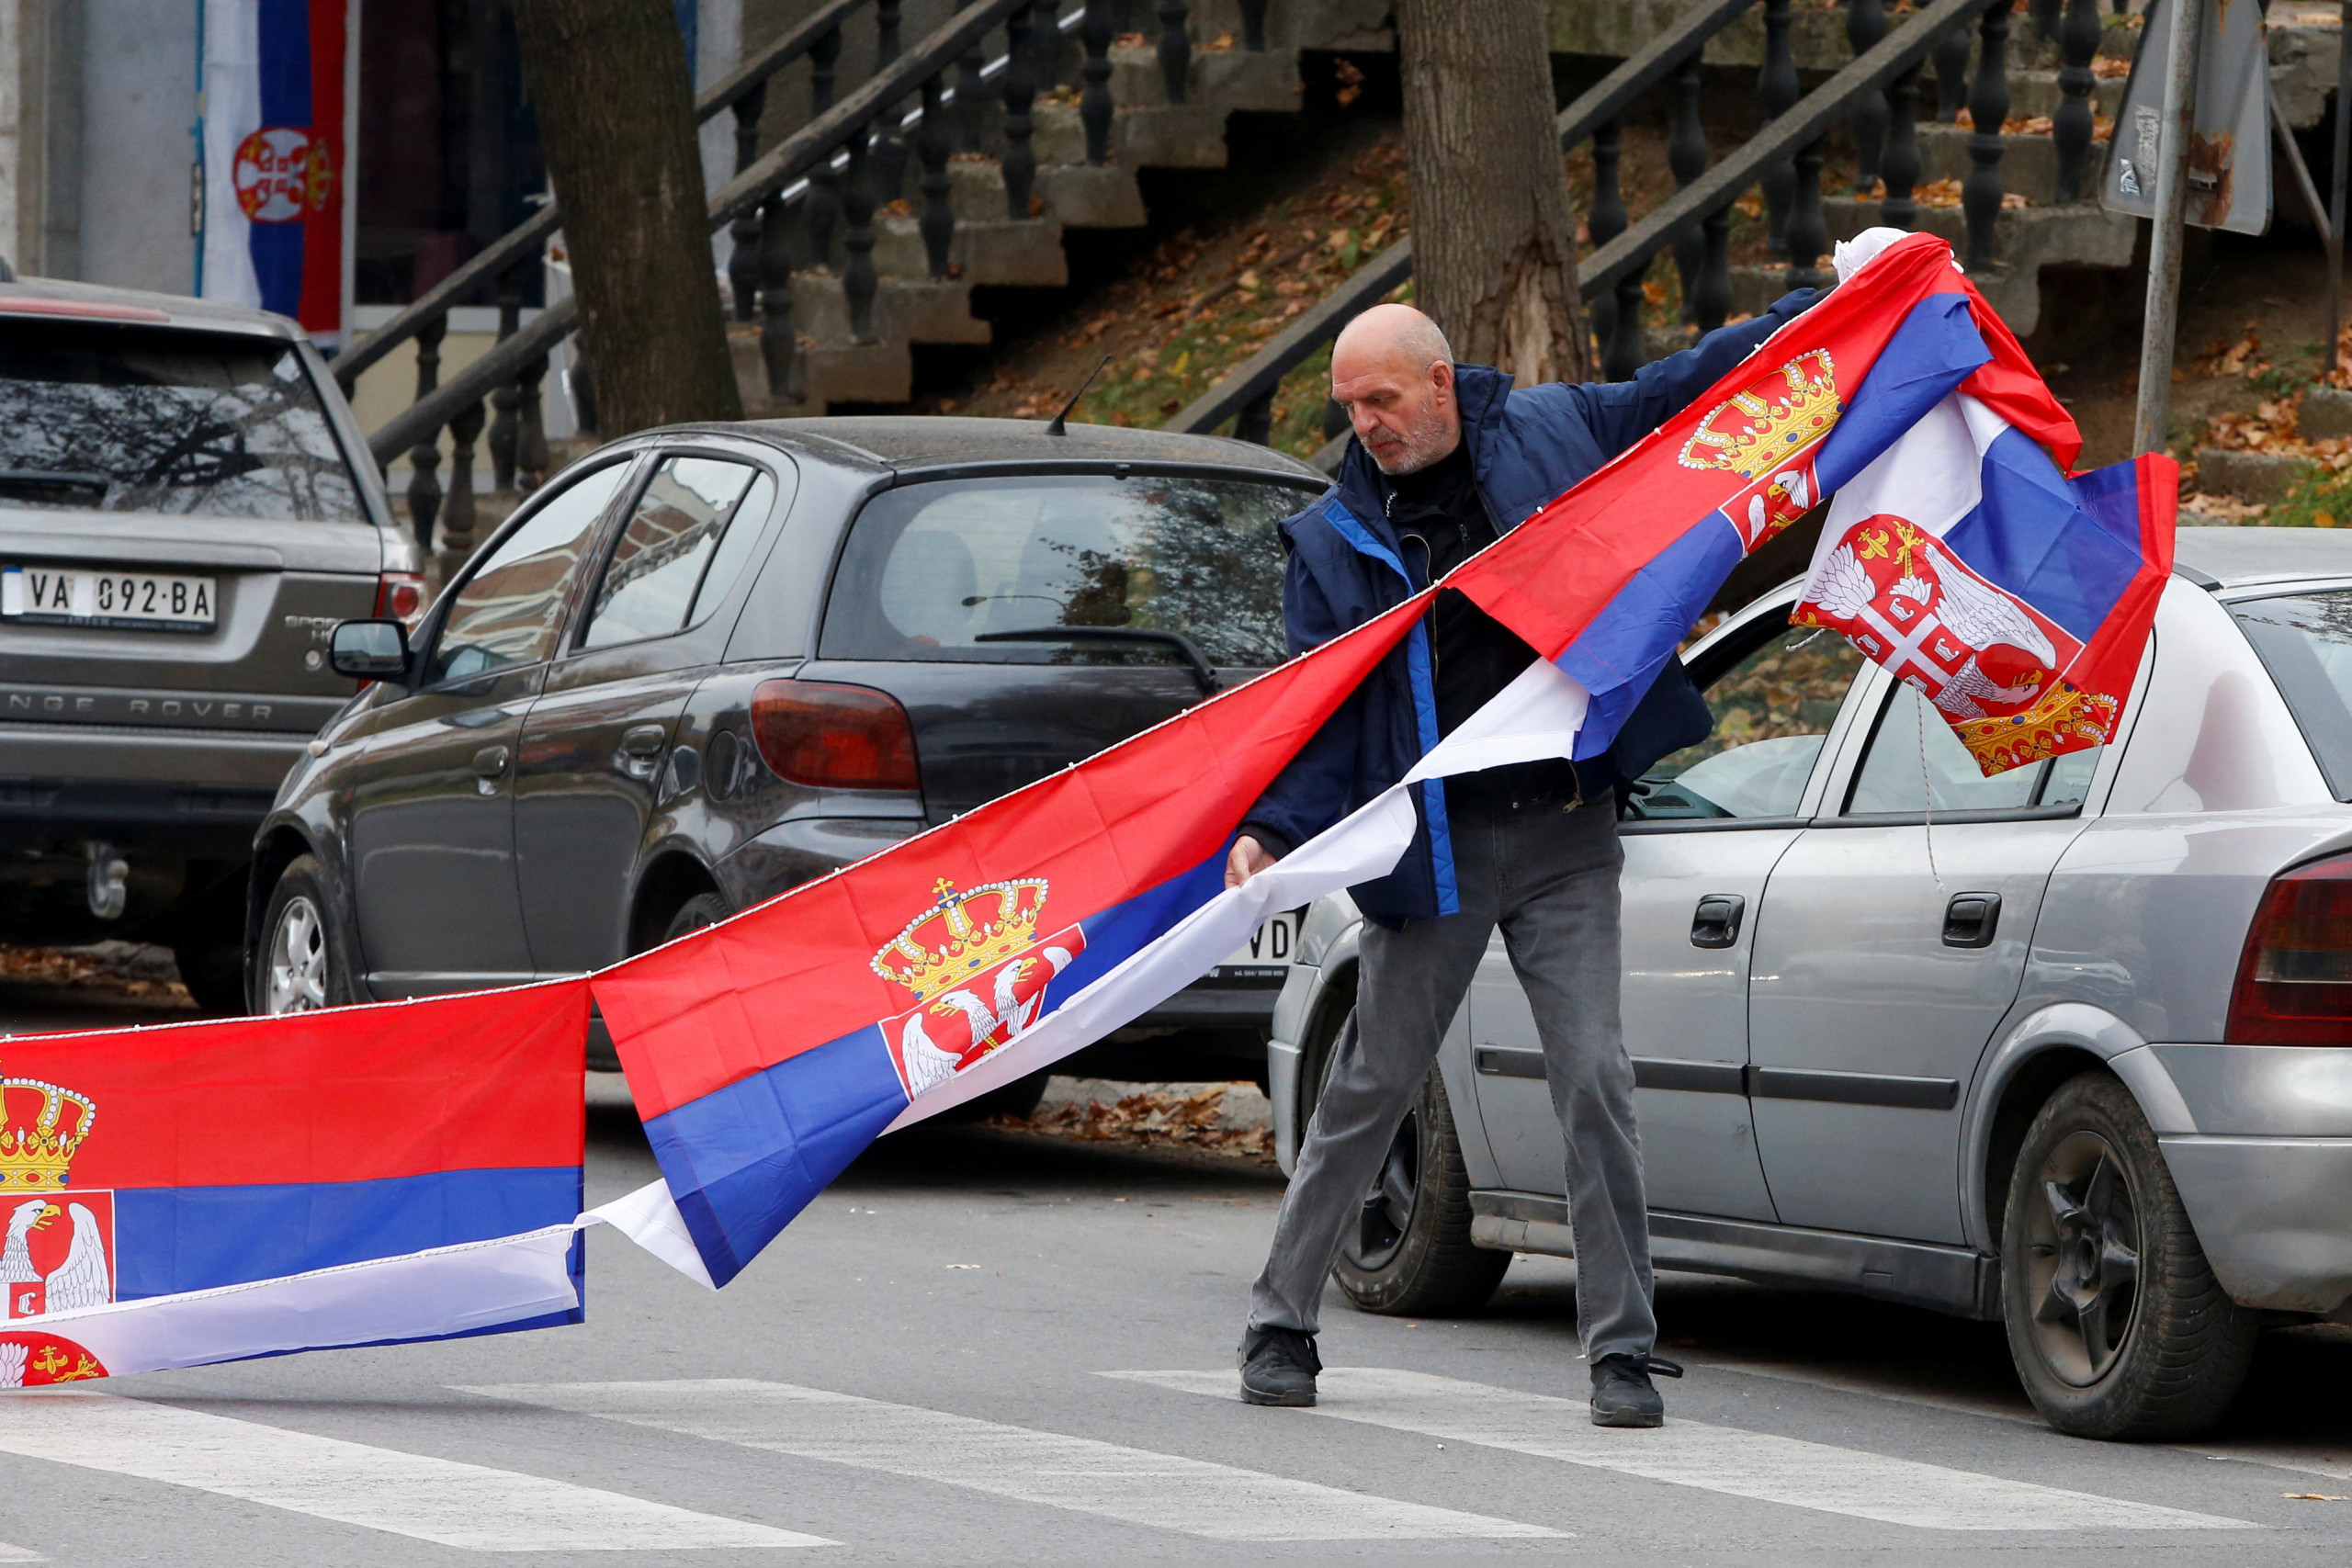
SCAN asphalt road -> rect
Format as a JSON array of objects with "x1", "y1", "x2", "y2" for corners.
[{"x1": 1, "y1": 975, "x2": 2349, "y2": 1564}]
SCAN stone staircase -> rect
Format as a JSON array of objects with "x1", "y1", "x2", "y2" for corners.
[{"x1": 742, "y1": 0, "x2": 1382, "y2": 413}]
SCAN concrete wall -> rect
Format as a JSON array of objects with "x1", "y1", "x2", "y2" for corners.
[{"x1": 77, "y1": 0, "x2": 195, "y2": 294}]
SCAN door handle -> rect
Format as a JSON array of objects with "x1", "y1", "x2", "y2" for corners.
[
  {"x1": 1690, "y1": 893, "x2": 1746, "y2": 949},
  {"x1": 617, "y1": 723, "x2": 668, "y2": 780},
  {"x1": 471, "y1": 743, "x2": 510, "y2": 796},
  {"x1": 1941, "y1": 892, "x2": 2002, "y2": 948}
]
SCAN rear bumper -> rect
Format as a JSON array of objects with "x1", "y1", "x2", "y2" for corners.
[
  {"x1": 2138, "y1": 1043, "x2": 2352, "y2": 1314},
  {"x1": 0, "y1": 723, "x2": 301, "y2": 858}
]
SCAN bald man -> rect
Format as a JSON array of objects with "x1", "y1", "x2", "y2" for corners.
[{"x1": 1229, "y1": 292, "x2": 1819, "y2": 1427}]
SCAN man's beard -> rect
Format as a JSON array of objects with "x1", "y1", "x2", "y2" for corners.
[{"x1": 1369, "y1": 398, "x2": 1458, "y2": 475}]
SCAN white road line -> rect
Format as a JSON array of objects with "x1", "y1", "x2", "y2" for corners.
[
  {"x1": 1690, "y1": 1354, "x2": 2352, "y2": 1484},
  {"x1": 0, "y1": 1391, "x2": 828, "y2": 1552},
  {"x1": 1102, "y1": 1368, "x2": 2256, "y2": 1532},
  {"x1": 458, "y1": 1378, "x2": 1563, "y2": 1542},
  {"x1": 0, "y1": 1546, "x2": 39, "y2": 1562}
]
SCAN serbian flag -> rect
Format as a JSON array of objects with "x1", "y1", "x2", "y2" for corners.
[
  {"x1": 1789, "y1": 244, "x2": 2174, "y2": 773},
  {"x1": 0, "y1": 983, "x2": 588, "y2": 1382},
  {"x1": 590, "y1": 229, "x2": 2065, "y2": 1292},
  {"x1": 199, "y1": 0, "x2": 352, "y2": 342}
]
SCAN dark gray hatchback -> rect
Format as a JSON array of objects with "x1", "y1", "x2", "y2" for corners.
[
  {"x1": 251, "y1": 417, "x2": 1324, "y2": 1088},
  {"x1": 0, "y1": 278, "x2": 416, "y2": 1008}
]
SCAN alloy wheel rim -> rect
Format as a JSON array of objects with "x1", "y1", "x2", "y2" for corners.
[
  {"x1": 1351, "y1": 1104, "x2": 1420, "y2": 1268},
  {"x1": 2022, "y1": 1128, "x2": 2143, "y2": 1386},
  {"x1": 266, "y1": 895, "x2": 328, "y2": 1015}
]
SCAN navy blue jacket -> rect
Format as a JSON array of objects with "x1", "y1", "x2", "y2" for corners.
[{"x1": 1241, "y1": 294, "x2": 1817, "y2": 927}]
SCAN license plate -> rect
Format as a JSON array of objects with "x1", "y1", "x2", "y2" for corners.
[
  {"x1": 1218, "y1": 909, "x2": 1302, "y2": 976},
  {"x1": 0, "y1": 567, "x2": 216, "y2": 632}
]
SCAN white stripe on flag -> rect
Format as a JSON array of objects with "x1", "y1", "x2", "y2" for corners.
[
  {"x1": 7, "y1": 1226, "x2": 581, "y2": 1378},
  {"x1": 459, "y1": 1379, "x2": 1565, "y2": 1541},
  {"x1": 1102, "y1": 1369, "x2": 2256, "y2": 1531},
  {"x1": 0, "y1": 1391, "x2": 826, "y2": 1551},
  {"x1": 880, "y1": 656, "x2": 1592, "y2": 1130}
]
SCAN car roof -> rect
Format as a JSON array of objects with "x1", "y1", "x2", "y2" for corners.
[
  {"x1": 2175, "y1": 525, "x2": 2352, "y2": 590},
  {"x1": 695, "y1": 415, "x2": 1329, "y2": 486},
  {"x1": 0, "y1": 275, "x2": 305, "y2": 338}
]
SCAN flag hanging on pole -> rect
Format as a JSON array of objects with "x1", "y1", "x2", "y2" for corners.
[{"x1": 198, "y1": 0, "x2": 354, "y2": 343}]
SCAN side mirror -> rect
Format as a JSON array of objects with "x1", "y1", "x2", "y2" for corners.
[{"x1": 329, "y1": 618, "x2": 411, "y2": 681}]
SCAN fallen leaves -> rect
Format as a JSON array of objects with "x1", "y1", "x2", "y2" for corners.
[{"x1": 994, "y1": 1084, "x2": 1274, "y2": 1162}]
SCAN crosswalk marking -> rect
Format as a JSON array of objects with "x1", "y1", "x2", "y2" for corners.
[
  {"x1": 459, "y1": 1378, "x2": 1564, "y2": 1542},
  {"x1": 1102, "y1": 1369, "x2": 2256, "y2": 1532},
  {"x1": 0, "y1": 1391, "x2": 828, "y2": 1551},
  {"x1": 1693, "y1": 1353, "x2": 2352, "y2": 1484}
]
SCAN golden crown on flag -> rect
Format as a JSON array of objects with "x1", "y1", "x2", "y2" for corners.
[
  {"x1": 0, "y1": 1075, "x2": 96, "y2": 1192},
  {"x1": 872, "y1": 878, "x2": 1051, "y2": 1002},
  {"x1": 1679, "y1": 349, "x2": 1841, "y2": 480}
]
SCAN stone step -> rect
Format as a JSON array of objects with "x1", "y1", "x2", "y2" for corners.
[
  {"x1": 2193, "y1": 448, "x2": 2312, "y2": 502},
  {"x1": 1548, "y1": 0, "x2": 2140, "y2": 77},
  {"x1": 1913, "y1": 121, "x2": 2090, "y2": 208},
  {"x1": 869, "y1": 213, "x2": 1069, "y2": 289},
  {"x1": 1106, "y1": 42, "x2": 1301, "y2": 114},
  {"x1": 1724, "y1": 199, "x2": 2135, "y2": 338},
  {"x1": 1031, "y1": 101, "x2": 1234, "y2": 169},
  {"x1": 2001, "y1": 69, "x2": 2127, "y2": 123}
]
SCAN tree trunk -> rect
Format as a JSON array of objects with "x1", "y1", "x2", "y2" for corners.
[
  {"x1": 1395, "y1": 0, "x2": 1590, "y2": 387},
  {"x1": 511, "y1": 0, "x2": 742, "y2": 435}
]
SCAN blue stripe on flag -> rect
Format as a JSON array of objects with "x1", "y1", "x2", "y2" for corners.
[
  {"x1": 1810, "y1": 291, "x2": 1990, "y2": 495},
  {"x1": 1939, "y1": 430, "x2": 2145, "y2": 642},
  {"x1": 1555, "y1": 513, "x2": 1746, "y2": 759},
  {"x1": 249, "y1": 0, "x2": 312, "y2": 317},
  {"x1": 113, "y1": 1165, "x2": 583, "y2": 1299}
]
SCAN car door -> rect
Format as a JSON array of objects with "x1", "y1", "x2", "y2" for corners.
[
  {"x1": 1746, "y1": 672, "x2": 2101, "y2": 1242},
  {"x1": 514, "y1": 452, "x2": 785, "y2": 973},
  {"x1": 344, "y1": 458, "x2": 635, "y2": 997},
  {"x1": 1468, "y1": 609, "x2": 1867, "y2": 1219}
]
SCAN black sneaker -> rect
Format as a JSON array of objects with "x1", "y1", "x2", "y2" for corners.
[
  {"x1": 1238, "y1": 1325, "x2": 1321, "y2": 1407},
  {"x1": 1590, "y1": 1352, "x2": 1683, "y2": 1427}
]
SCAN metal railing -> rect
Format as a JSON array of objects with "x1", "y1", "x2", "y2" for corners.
[
  {"x1": 358, "y1": 0, "x2": 1253, "y2": 573},
  {"x1": 1172, "y1": 0, "x2": 2113, "y2": 465}
]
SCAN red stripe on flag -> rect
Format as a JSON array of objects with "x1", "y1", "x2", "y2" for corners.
[{"x1": 300, "y1": 0, "x2": 346, "y2": 334}]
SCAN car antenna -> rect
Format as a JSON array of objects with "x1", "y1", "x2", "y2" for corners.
[{"x1": 1044, "y1": 356, "x2": 1111, "y2": 437}]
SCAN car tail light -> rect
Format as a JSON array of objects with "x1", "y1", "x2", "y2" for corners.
[
  {"x1": 374, "y1": 571, "x2": 426, "y2": 626},
  {"x1": 2230, "y1": 853, "x2": 2352, "y2": 1043},
  {"x1": 750, "y1": 680, "x2": 920, "y2": 792}
]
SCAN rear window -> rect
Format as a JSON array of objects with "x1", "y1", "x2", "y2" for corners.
[
  {"x1": 820, "y1": 473, "x2": 1299, "y2": 669},
  {"x1": 0, "y1": 319, "x2": 365, "y2": 522},
  {"x1": 2232, "y1": 590, "x2": 2352, "y2": 800}
]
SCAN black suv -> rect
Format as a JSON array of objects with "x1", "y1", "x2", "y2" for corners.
[
  {"x1": 0, "y1": 277, "x2": 416, "y2": 1008},
  {"x1": 252, "y1": 418, "x2": 1323, "y2": 1086}
]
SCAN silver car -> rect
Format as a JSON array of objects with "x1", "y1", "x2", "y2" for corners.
[{"x1": 1269, "y1": 527, "x2": 2352, "y2": 1440}]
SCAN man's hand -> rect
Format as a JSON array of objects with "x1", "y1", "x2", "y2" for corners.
[{"x1": 1226, "y1": 834, "x2": 1277, "y2": 889}]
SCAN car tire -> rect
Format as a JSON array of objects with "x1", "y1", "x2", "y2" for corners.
[
  {"x1": 661, "y1": 891, "x2": 732, "y2": 944},
  {"x1": 1324, "y1": 1010, "x2": 1510, "y2": 1317},
  {"x1": 253, "y1": 856, "x2": 356, "y2": 1015},
  {"x1": 2001, "y1": 1069, "x2": 2258, "y2": 1439},
  {"x1": 173, "y1": 942, "x2": 247, "y2": 1015}
]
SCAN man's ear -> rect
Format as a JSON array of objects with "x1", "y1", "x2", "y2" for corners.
[{"x1": 1430, "y1": 359, "x2": 1455, "y2": 405}]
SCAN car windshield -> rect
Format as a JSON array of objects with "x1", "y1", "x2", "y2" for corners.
[
  {"x1": 820, "y1": 472, "x2": 1299, "y2": 669},
  {"x1": 0, "y1": 319, "x2": 366, "y2": 521},
  {"x1": 2232, "y1": 589, "x2": 2352, "y2": 801}
]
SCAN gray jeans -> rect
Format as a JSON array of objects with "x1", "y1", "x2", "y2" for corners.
[{"x1": 1248, "y1": 791, "x2": 1657, "y2": 1363}]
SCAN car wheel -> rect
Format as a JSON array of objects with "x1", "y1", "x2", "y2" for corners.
[
  {"x1": 661, "y1": 891, "x2": 731, "y2": 943},
  {"x1": 254, "y1": 856, "x2": 354, "y2": 1015},
  {"x1": 1326, "y1": 1011, "x2": 1510, "y2": 1317},
  {"x1": 2001, "y1": 1070, "x2": 2258, "y2": 1439}
]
